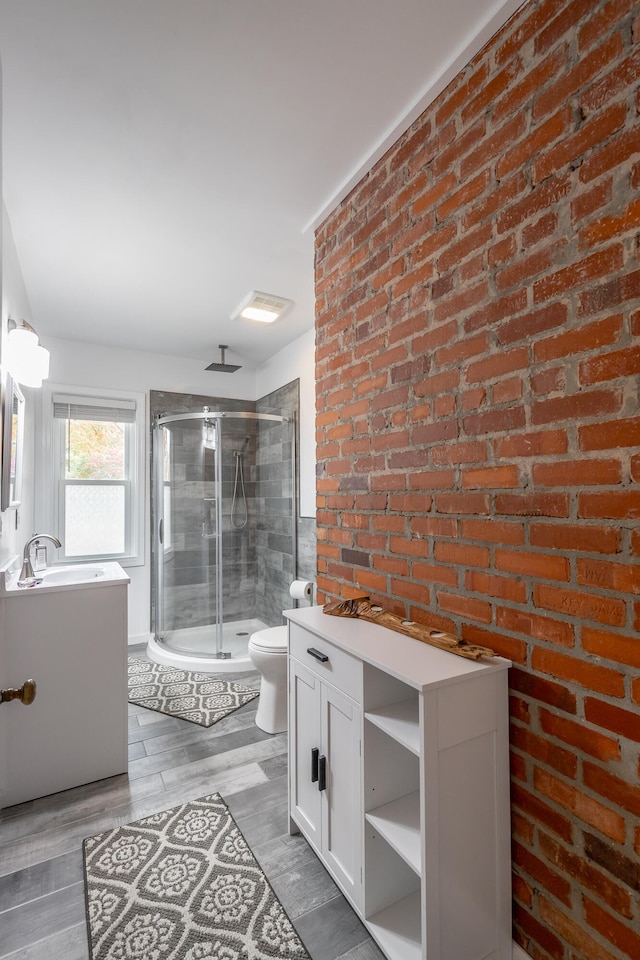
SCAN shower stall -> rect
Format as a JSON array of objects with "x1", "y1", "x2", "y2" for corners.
[{"x1": 147, "y1": 408, "x2": 295, "y2": 672}]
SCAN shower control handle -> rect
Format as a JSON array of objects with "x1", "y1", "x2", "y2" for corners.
[
  {"x1": 306, "y1": 647, "x2": 328, "y2": 664},
  {"x1": 311, "y1": 747, "x2": 319, "y2": 783}
]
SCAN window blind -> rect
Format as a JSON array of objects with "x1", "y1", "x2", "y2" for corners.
[{"x1": 52, "y1": 394, "x2": 136, "y2": 424}]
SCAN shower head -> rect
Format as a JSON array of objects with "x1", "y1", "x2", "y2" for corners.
[
  {"x1": 234, "y1": 436, "x2": 250, "y2": 458},
  {"x1": 205, "y1": 345, "x2": 242, "y2": 373}
]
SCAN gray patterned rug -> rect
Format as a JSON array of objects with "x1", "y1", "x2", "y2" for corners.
[
  {"x1": 128, "y1": 657, "x2": 259, "y2": 728},
  {"x1": 83, "y1": 793, "x2": 310, "y2": 960}
]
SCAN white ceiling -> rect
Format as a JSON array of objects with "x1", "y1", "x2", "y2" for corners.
[{"x1": 0, "y1": 0, "x2": 520, "y2": 369}]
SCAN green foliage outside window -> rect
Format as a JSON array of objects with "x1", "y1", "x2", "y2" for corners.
[{"x1": 65, "y1": 420, "x2": 125, "y2": 480}]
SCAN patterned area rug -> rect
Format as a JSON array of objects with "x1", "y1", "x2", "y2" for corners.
[
  {"x1": 83, "y1": 793, "x2": 310, "y2": 960},
  {"x1": 128, "y1": 657, "x2": 259, "y2": 728}
]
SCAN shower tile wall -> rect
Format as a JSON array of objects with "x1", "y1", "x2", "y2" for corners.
[
  {"x1": 171, "y1": 422, "x2": 222, "y2": 630},
  {"x1": 219, "y1": 421, "x2": 259, "y2": 622},
  {"x1": 255, "y1": 382, "x2": 317, "y2": 618},
  {"x1": 256, "y1": 380, "x2": 298, "y2": 625}
]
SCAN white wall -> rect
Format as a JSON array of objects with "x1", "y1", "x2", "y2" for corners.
[
  {"x1": 256, "y1": 327, "x2": 315, "y2": 518},
  {"x1": 39, "y1": 329, "x2": 316, "y2": 640},
  {"x1": 45, "y1": 337, "x2": 262, "y2": 400},
  {"x1": 0, "y1": 205, "x2": 36, "y2": 568}
]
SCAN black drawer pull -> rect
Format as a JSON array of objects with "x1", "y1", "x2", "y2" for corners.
[
  {"x1": 307, "y1": 647, "x2": 329, "y2": 663},
  {"x1": 311, "y1": 747, "x2": 319, "y2": 783},
  {"x1": 318, "y1": 755, "x2": 327, "y2": 792}
]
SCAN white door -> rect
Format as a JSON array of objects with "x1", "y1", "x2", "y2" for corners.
[
  {"x1": 289, "y1": 657, "x2": 322, "y2": 849},
  {"x1": 321, "y1": 683, "x2": 362, "y2": 908}
]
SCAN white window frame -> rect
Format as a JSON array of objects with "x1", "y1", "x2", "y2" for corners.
[{"x1": 37, "y1": 384, "x2": 146, "y2": 567}]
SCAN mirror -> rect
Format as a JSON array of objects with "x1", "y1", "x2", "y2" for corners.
[{"x1": 1, "y1": 375, "x2": 25, "y2": 510}]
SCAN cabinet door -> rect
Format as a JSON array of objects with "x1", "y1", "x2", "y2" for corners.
[
  {"x1": 289, "y1": 657, "x2": 322, "y2": 849},
  {"x1": 321, "y1": 683, "x2": 362, "y2": 908}
]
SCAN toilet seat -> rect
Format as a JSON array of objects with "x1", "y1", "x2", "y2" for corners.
[{"x1": 248, "y1": 626, "x2": 287, "y2": 652}]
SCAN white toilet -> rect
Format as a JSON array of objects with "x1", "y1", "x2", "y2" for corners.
[{"x1": 248, "y1": 625, "x2": 288, "y2": 734}]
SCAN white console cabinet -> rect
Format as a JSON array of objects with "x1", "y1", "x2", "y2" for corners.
[{"x1": 285, "y1": 605, "x2": 512, "y2": 960}]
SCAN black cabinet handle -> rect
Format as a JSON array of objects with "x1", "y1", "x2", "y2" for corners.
[
  {"x1": 307, "y1": 647, "x2": 329, "y2": 663},
  {"x1": 318, "y1": 755, "x2": 327, "y2": 792},
  {"x1": 311, "y1": 747, "x2": 319, "y2": 783}
]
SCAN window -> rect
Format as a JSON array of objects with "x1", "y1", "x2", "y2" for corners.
[{"x1": 39, "y1": 388, "x2": 145, "y2": 565}]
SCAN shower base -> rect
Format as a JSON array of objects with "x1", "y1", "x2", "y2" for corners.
[{"x1": 147, "y1": 617, "x2": 268, "y2": 673}]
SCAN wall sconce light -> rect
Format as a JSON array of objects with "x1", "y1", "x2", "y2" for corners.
[
  {"x1": 230, "y1": 291, "x2": 293, "y2": 324},
  {"x1": 7, "y1": 319, "x2": 50, "y2": 388}
]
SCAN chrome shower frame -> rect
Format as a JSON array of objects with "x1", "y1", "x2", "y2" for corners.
[{"x1": 151, "y1": 409, "x2": 295, "y2": 670}]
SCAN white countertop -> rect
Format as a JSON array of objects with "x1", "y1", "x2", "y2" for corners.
[{"x1": 284, "y1": 604, "x2": 511, "y2": 692}]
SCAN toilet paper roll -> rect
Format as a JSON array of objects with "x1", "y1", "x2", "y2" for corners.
[{"x1": 290, "y1": 580, "x2": 313, "y2": 601}]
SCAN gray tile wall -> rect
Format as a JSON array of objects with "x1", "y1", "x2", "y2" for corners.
[{"x1": 256, "y1": 382, "x2": 296, "y2": 625}]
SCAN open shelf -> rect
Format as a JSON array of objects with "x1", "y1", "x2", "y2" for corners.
[
  {"x1": 367, "y1": 890, "x2": 422, "y2": 960},
  {"x1": 365, "y1": 698, "x2": 420, "y2": 755},
  {"x1": 365, "y1": 790, "x2": 421, "y2": 875}
]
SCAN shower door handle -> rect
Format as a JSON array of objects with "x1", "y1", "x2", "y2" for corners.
[
  {"x1": 158, "y1": 518, "x2": 164, "y2": 545},
  {"x1": 202, "y1": 498, "x2": 217, "y2": 539}
]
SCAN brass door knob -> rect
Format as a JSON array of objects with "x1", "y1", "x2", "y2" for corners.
[{"x1": 0, "y1": 679, "x2": 37, "y2": 705}]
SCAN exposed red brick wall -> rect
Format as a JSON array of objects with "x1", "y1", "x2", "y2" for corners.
[{"x1": 314, "y1": 1, "x2": 640, "y2": 957}]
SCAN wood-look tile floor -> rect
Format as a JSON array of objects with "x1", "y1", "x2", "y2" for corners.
[{"x1": 0, "y1": 652, "x2": 384, "y2": 960}]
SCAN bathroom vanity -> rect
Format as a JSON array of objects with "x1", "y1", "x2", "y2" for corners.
[
  {"x1": 0, "y1": 561, "x2": 129, "y2": 807},
  {"x1": 285, "y1": 605, "x2": 512, "y2": 960}
]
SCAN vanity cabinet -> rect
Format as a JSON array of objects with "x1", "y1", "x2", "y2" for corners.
[
  {"x1": 285, "y1": 606, "x2": 512, "y2": 960},
  {"x1": 288, "y1": 624, "x2": 362, "y2": 907},
  {"x1": 0, "y1": 562, "x2": 129, "y2": 808}
]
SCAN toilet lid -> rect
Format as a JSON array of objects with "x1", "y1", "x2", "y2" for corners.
[{"x1": 249, "y1": 626, "x2": 288, "y2": 652}]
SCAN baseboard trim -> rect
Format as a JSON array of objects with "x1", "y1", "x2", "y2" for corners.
[
  {"x1": 128, "y1": 632, "x2": 152, "y2": 646},
  {"x1": 513, "y1": 943, "x2": 529, "y2": 959}
]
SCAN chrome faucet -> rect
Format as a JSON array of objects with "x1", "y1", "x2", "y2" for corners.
[{"x1": 19, "y1": 534, "x2": 62, "y2": 584}]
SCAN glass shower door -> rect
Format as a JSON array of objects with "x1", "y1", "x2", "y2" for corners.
[
  {"x1": 152, "y1": 408, "x2": 295, "y2": 668},
  {"x1": 153, "y1": 415, "x2": 222, "y2": 656}
]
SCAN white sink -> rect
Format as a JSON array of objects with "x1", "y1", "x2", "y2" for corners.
[
  {"x1": 0, "y1": 560, "x2": 129, "y2": 594},
  {"x1": 40, "y1": 564, "x2": 105, "y2": 585}
]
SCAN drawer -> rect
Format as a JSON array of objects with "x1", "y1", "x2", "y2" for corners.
[{"x1": 289, "y1": 623, "x2": 362, "y2": 703}]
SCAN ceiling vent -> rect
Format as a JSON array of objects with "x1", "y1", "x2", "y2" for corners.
[{"x1": 231, "y1": 291, "x2": 293, "y2": 324}]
